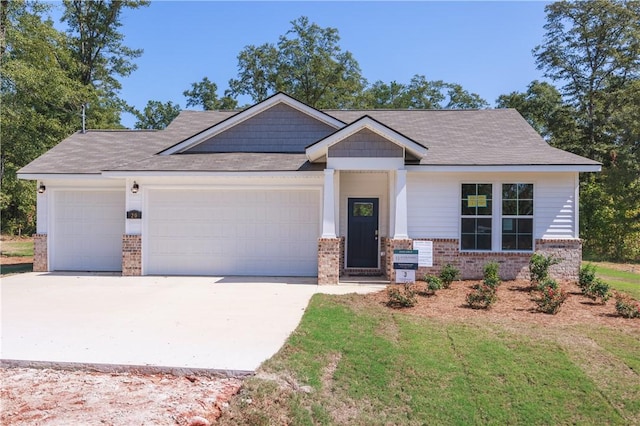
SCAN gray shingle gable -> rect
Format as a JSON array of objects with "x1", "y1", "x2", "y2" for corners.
[{"x1": 185, "y1": 103, "x2": 336, "y2": 154}]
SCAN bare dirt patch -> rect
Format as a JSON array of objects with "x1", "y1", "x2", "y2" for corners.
[
  {"x1": 0, "y1": 368, "x2": 242, "y2": 425},
  {"x1": 367, "y1": 280, "x2": 639, "y2": 331}
]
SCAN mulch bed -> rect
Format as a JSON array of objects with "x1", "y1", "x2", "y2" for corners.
[{"x1": 366, "y1": 280, "x2": 638, "y2": 331}]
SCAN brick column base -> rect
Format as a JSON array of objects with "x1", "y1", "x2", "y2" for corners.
[
  {"x1": 384, "y1": 238, "x2": 413, "y2": 283},
  {"x1": 33, "y1": 234, "x2": 48, "y2": 272},
  {"x1": 318, "y1": 238, "x2": 341, "y2": 285},
  {"x1": 122, "y1": 234, "x2": 142, "y2": 276},
  {"x1": 536, "y1": 239, "x2": 582, "y2": 281}
]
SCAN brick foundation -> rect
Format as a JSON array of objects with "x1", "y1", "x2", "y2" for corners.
[
  {"x1": 384, "y1": 237, "x2": 582, "y2": 282},
  {"x1": 318, "y1": 238, "x2": 341, "y2": 285},
  {"x1": 535, "y1": 239, "x2": 582, "y2": 281},
  {"x1": 122, "y1": 234, "x2": 142, "y2": 276},
  {"x1": 33, "y1": 234, "x2": 48, "y2": 272}
]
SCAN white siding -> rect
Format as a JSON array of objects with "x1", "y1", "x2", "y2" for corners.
[{"x1": 407, "y1": 172, "x2": 578, "y2": 241}]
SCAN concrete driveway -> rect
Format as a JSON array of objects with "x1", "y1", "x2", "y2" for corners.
[{"x1": 1, "y1": 273, "x2": 384, "y2": 374}]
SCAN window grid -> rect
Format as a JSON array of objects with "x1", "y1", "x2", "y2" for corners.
[
  {"x1": 501, "y1": 183, "x2": 533, "y2": 251},
  {"x1": 461, "y1": 183, "x2": 493, "y2": 251}
]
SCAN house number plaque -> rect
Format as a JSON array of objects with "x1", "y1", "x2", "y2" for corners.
[{"x1": 126, "y1": 210, "x2": 142, "y2": 219}]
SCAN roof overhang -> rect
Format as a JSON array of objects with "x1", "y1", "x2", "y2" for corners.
[
  {"x1": 406, "y1": 164, "x2": 602, "y2": 173},
  {"x1": 159, "y1": 92, "x2": 345, "y2": 155},
  {"x1": 306, "y1": 115, "x2": 428, "y2": 163},
  {"x1": 17, "y1": 173, "x2": 106, "y2": 180}
]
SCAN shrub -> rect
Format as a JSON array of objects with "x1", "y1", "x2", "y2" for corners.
[
  {"x1": 535, "y1": 277, "x2": 559, "y2": 292},
  {"x1": 583, "y1": 278, "x2": 611, "y2": 304},
  {"x1": 529, "y1": 253, "x2": 560, "y2": 285},
  {"x1": 483, "y1": 261, "x2": 501, "y2": 289},
  {"x1": 466, "y1": 284, "x2": 497, "y2": 309},
  {"x1": 535, "y1": 286, "x2": 568, "y2": 314},
  {"x1": 439, "y1": 264, "x2": 460, "y2": 289},
  {"x1": 614, "y1": 292, "x2": 640, "y2": 319},
  {"x1": 387, "y1": 283, "x2": 417, "y2": 308},
  {"x1": 578, "y1": 263, "x2": 597, "y2": 290},
  {"x1": 424, "y1": 275, "x2": 443, "y2": 292}
]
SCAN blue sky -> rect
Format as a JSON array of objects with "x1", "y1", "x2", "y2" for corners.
[{"x1": 51, "y1": 1, "x2": 553, "y2": 128}]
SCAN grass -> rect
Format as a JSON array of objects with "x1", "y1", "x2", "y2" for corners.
[
  {"x1": 219, "y1": 294, "x2": 640, "y2": 425},
  {"x1": 0, "y1": 239, "x2": 34, "y2": 257},
  {"x1": 0, "y1": 263, "x2": 33, "y2": 275},
  {"x1": 589, "y1": 263, "x2": 640, "y2": 299}
]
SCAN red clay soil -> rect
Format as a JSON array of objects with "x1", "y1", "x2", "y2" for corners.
[
  {"x1": 366, "y1": 279, "x2": 639, "y2": 331},
  {"x1": 0, "y1": 368, "x2": 242, "y2": 426}
]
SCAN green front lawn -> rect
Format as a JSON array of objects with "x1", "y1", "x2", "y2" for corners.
[
  {"x1": 590, "y1": 263, "x2": 640, "y2": 299},
  {"x1": 219, "y1": 294, "x2": 640, "y2": 425},
  {"x1": 0, "y1": 239, "x2": 34, "y2": 257}
]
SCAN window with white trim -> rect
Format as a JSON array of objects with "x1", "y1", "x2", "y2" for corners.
[
  {"x1": 501, "y1": 183, "x2": 533, "y2": 251},
  {"x1": 461, "y1": 183, "x2": 492, "y2": 250}
]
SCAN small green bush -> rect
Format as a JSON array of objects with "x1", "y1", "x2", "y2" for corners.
[
  {"x1": 387, "y1": 283, "x2": 417, "y2": 308},
  {"x1": 578, "y1": 264, "x2": 611, "y2": 304},
  {"x1": 584, "y1": 278, "x2": 611, "y2": 304},
  {"x1": 529, "y1": 253, "x2": 560, "y2": 285},
  {"x1": 614, "y1": 292, "x2": 640, "y2": 319},
  {"x1": 535, "y1": 286, "x2": 568, "y2": 315},
  {"x1": 424, "y1": 275, "x2": 443, "y2": 291},
  {"x1": 579, "y1": 263, "x2": 597, "y2": 290},
  {"x1": 535, "y1": 277, "x2": 559, "y2": 292},
  {"x1": 483, "y1": 261, "x2": 501, "y2": 289},
  {"x1": 439, "y1": 264, "x2": 460, "y2": 289},
  {"x1": 466, "y1": 284, "x2": 497, "y2": 309}
]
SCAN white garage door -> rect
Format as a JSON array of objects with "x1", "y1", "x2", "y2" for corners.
[
  {"x1": 146, "y1": 189, "x2": 320, "y2": 276},
  {"x1": 52, "y1": 190, "x2": 125, "y2": 271}
]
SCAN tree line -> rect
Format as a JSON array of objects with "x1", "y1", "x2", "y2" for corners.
[{"x1": 1, "y1": 0, "x2": 638, "y2": 261}]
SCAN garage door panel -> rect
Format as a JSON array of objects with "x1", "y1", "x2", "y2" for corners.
[
  {"x1": 146, "y1": 189, "x2": 319, "y2": 276},
  {"x1": 53, "y1": 190, "x2": 125, "y2": 271}
]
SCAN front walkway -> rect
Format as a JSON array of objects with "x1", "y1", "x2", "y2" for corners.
[{"x1": 0, "y1": 273, "x2": 383, "y2": 373}]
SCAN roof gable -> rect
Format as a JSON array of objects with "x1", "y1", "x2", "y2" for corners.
[
  {"x1": 161, "y1": 92, "x2": 344, "y2": 155},
  {"x1": 306, "y1": 115, "x2": 428, "y2": 162},
  {"x1": 328, "y1": 128, "x2": 404, "y2": 158}
]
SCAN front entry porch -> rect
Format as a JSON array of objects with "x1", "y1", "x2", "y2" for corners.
[{"x1": 317, "y1": 168, "x2": 410, "y2": 285}]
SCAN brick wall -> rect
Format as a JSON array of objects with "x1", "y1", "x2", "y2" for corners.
[
  {"x1": 122, "y1": 234, "x2": 141, "y2": 276},
  {"x1": 318, "y1": 238, "x2": 341, "y2": 285},
  {"x1": 536, "y1": 239, "x2": 582, "y2": 281},
  {"x1": 385, "y1": 237, "x2": 582, "y2": 282},
  {"x1": 33, "y1": 234, "x2": 48, "y2": 272}
]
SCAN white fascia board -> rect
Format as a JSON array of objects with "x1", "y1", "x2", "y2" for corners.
[
  {"x1": 327, "y1": 157, "x2": 404, "y2": 171},
  {"x1": 306, "y1": 117, "x2": 428, "y2": 162},
  {"x1": 17, "y1": 173, "x2": 105, "y2": 180},
  {"x1": 161, "y1": 93, "x2": 344, "y2": 155},
  {"x1": 405, "y1": 164, "x2": 602, "y2": 173},
  {"x1": 101, "y1": 170, "x2": 324, "y2": 178}
]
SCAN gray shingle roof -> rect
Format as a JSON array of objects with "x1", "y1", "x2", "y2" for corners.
[{"x1": 18, "y1": 107, "x2": 600, "y2": 175}]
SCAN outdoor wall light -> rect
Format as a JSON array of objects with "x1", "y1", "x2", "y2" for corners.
[
  {"x1": 38, "y1": 182, "x2": 46, "y2": 194},
  {"x1": 131, "y1": 181, "x2": 139, "y2": 194}
]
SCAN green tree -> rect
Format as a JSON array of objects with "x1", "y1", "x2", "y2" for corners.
[
  {"x1": 184, "y1": 77, "x2": 238, "y2": 110},
  {"x1": 533, "y1": 0, "x2": 640, "y2": 261},
  {"x1": 495, "y1": 80, "x2": 579, "y2": 146},
  {"x1": 131, "y1": 100, "x2": 181, "y2": 130},
  {"x1": 364, "y1": 75, "x2": 488, "y2": 109},
  {"x1": 61, "y1": 0, "x2": 149, "y2": 127},
  {"x1": 1, "y1": 1, "x2": 88, "y2": 234},
  {"x1": 229, "y1": 16, "x2": 366, "y2": 108}
]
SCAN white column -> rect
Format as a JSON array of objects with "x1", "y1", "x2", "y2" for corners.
[
  {"x1": 393, "y1": 169, "x2": 409, "y2": 239},
  {"x1": 322, "y1": 169, "x2": 337, "y2": 238},
  {"x1": 125, "y1": 178, "x2": 142, "y2": 235}
]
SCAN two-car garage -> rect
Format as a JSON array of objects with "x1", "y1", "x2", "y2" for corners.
[
  {"x1": 50, "y1": 188, "x2": 321, "y2": 276},
  {"x1": 144, "y1": 188, "x2": 320, "y2": 276}
]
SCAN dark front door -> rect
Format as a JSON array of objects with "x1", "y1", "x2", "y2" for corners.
[{"x1": 347, "y1": 198, "x2": 379, "y2": 268}]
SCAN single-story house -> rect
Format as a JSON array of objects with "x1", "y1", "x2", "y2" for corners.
[{"x1": 18, "y1": 92, "x2": 601, "y2": 283}]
